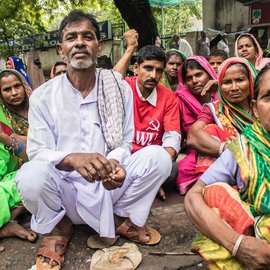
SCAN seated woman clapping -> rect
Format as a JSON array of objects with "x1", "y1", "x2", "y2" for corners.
[
  {"x1": 0, "y1": 70, "x2": 37, "y2": 252},
  {"x1": 185, "y1": 64, "x2": 270, "y2": 269}
]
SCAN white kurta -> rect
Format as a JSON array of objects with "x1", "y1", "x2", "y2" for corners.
[{"x1": 15, "y1": 72, "x2": 172, "y2": 237}]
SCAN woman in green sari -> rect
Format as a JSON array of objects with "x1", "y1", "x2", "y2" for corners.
[
  {"x1": 0, "y1": 69, "x2": 37, "y2": 252},
  {"x1": 185, "y1": 64, "x2": 270, "y2": 269},
  {"x1": 159, "y1": 49, "x2": 186, "y2": 92}
]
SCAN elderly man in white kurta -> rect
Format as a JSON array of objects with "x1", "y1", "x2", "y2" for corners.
[{"x1": 15, "y1": 10, "x2": 171, "y2": 269}]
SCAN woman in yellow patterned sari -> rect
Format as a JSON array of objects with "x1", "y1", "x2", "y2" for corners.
[{"x1": 185, "y1": 64, "x2": 270, "y2": 269}]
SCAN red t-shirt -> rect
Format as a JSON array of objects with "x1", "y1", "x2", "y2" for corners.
[{"x1": 126, "y1": 76, "x2": 180, "y2": 153}]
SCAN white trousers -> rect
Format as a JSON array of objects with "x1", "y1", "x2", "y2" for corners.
[{"x1": 15, "y1": 145, "x2": 171, "y2": 237}]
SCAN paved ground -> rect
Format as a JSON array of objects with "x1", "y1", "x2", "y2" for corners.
[{"x1": 0, "y1": 183, "x2": 207, "y2": 270}]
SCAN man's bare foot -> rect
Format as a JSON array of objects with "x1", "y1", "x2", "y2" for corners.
[{"x1": 0, "y1": 220, "x2": 37, "y2": 241}]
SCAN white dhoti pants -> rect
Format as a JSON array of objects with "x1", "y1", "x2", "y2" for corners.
[{"x1": 15, "y1": 145, "x2": 171, "y2": 237}]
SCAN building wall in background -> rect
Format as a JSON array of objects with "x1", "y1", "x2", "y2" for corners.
[{"x1": 203, "y1": 0, "x2": 249, "y2": 32}]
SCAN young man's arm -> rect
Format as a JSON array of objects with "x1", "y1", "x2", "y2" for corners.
[{"x1": 113, "y1": 29, "x2": 138, "y2": 77}]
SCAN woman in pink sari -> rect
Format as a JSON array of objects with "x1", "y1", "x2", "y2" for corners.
[
  {"x1": 235, "y1": 33, "x2": 270, "y2": 71},
  {"x1": 175, "y1": 56, "x2": 218, "y2": 195}
]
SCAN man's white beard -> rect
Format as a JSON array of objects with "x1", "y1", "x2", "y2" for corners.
[{"x1": 70, "y1": 58, "x2": 97, "y2": 69}]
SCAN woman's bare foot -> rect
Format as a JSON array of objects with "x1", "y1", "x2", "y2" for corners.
[
  {"x1": 0, "y1": 220, "x2": 37, "y2": 242},
  {"x1": 158, "y1": 187, "x2": 166, "y2": 201}
]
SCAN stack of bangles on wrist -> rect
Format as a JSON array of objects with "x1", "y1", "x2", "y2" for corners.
[
  {"x1": 5, "y1": 137, "x2": 24, "y2": 156},
  {"x1": 219, "y1": 142, "x2": 227, "y2": 156}
]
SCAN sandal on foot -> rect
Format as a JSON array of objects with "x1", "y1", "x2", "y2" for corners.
[
  {"x1": 90, "y1": 243, "x2": 142, "y2": 270},
  {"x1": 116, "y1": 218, "x2": 161, "y2": 245},
  {"x1": 36, "y1": 235, "x2": 69, "y2": 270},
  {"x1": 87, "y1": 235, "x2": 120, "y2": 249}
]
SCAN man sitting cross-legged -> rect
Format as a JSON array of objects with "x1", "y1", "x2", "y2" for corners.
[
  {"x1": 15, "y1": 10, "x2": 172, "y2": 270},
  {"x1": 114, "y1": 32, "x2": 181, "y2": 200}
]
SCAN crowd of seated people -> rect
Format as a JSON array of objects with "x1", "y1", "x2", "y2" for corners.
[{"x1": 0, "y1": 9, "x2": 269, "y2": 270}]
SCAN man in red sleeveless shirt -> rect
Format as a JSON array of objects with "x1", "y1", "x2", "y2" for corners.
[{"x1": 114, "y1": 30, "x2": 181, "y2": 199}]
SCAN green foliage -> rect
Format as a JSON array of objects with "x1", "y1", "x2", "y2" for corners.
[
  {"x1": 0, "y1": 0, "x2": 201, "y2": 58},
  {"x1": 0, "y1": 0, "x2": 87, "y2": 58},
  {"x1": 0, "y1": 0, "x2": 44, "y2": 57},
  {"x1": 153, "y1": 1, "x2": 202, "y2": 35}
]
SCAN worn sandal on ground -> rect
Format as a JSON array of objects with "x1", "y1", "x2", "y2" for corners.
[
  {"x1": 90, "y1": 242, "x2": 142, "y2": 270},
  {"x1": 87, "y1": 235, "x2": 120, "y2": 249},
  {"x1": 36, "y1": 235, "x2": 69, "y2": 270},
  {"x1": 116, "y1": 218, "x2": 161, "y2": 245}
]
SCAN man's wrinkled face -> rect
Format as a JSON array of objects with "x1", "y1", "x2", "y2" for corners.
[{"x1": 58, "y1": 19, "x2": 101, "y2": 70}]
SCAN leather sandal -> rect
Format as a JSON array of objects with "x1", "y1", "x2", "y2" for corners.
[
  {"x1": 36, "y1": 235, "x2": 69, "y2": 270},
  {"x1": 115, "y1": 218, "x2": 161, "y2": 245}
]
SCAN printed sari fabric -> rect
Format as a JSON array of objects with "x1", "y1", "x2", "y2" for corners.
[
  {"x1": 0, "y1": 69, "x2": 32, "y2": 227},
  {"x1": 6, "y1": 56, "x2": 31, "y2": 86},
  {"x1": 196, "y1": 57, "x2": 257, "y2": 174},
  {"x1": 175, "y1": 56, "x2": 218, "y2": 195},
  {"x1": 192, "y1": 121, "x2": 270, "y2": 269},
  {"x1": 230, "y1": 121, "x2": 270, "y2": 216}
]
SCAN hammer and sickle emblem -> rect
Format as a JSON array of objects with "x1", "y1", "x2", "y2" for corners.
[{"x1": 146, "y1": 119, "x2": 160, "y2": 132}]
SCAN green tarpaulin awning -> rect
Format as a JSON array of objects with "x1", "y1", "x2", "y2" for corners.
[
  {"x1": 149, "y1": 0, "x2": 200, "y2": 36},
  {"x1": 149, "y1": 0, "x2": 187, "y2": 7}
]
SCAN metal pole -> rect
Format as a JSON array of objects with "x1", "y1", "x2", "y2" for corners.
[
  {"x1": 161, "y1": 7, "x2": 164, "y2": 36},
  {"x1": 120, "y1": 20, "x2": 125, "y2": 57}
]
